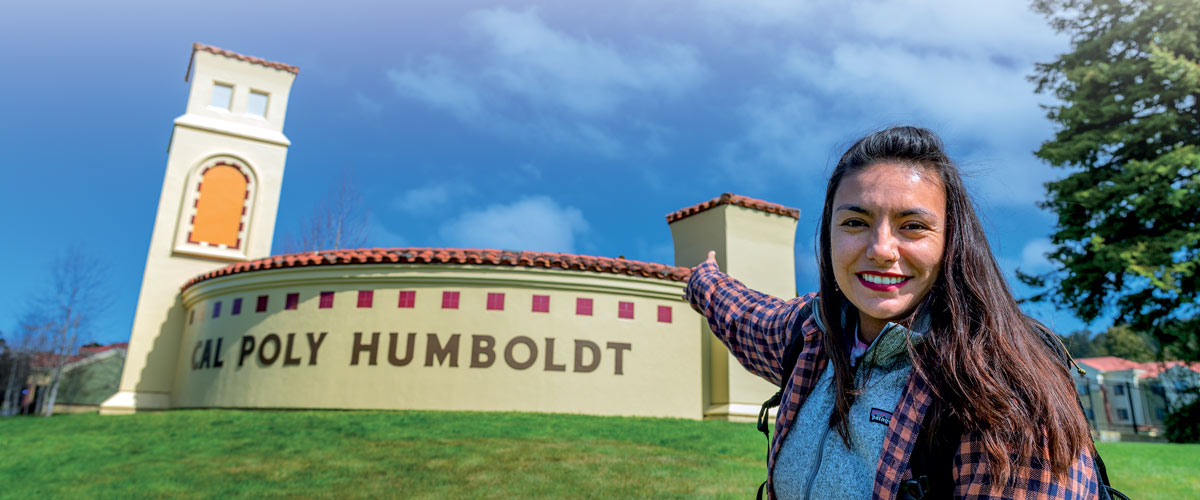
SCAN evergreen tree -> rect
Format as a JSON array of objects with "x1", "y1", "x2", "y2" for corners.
[{"x1": 1025, "y1": 0, "x2": 1200, "y2": 360}]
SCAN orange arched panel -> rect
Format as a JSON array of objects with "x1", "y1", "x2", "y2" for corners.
[{"x1": 190, "y1": 165, "x2": 248, "y2": 248}]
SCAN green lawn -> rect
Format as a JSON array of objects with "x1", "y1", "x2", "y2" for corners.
[{"x1": 0, "y1": 410, "x2": 1194, "y2": 499}]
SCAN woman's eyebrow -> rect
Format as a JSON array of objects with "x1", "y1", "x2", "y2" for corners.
[
  {"x1": 898, "y1": 208, "x2": 937, "y2": 218},
  {"x1": 835, "y1": 204, "x2": 869, "y2": 215}
]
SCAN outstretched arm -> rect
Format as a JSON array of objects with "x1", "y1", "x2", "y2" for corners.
[{"x1": 685, "y1": 251, "x2": 815, "y2": 386}]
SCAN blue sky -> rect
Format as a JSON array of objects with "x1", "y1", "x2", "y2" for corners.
[{"x1": 0, "y1": 0, "x2": 1108, "y2": 345}]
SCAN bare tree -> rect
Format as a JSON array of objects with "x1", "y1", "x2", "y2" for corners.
[
  {"x1": 29, "y1": 247, "x2": 109, "y2": 417},
  {"x1": 285, "y1": 167, "x2": 369, "y2": 253}
]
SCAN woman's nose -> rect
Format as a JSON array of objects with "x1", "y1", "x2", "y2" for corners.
[{"x1": 866, "y1": 228, "x2": 899, "y2": 264}]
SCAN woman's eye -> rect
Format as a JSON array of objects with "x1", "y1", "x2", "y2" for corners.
[
  {"x1": 840, "y1": 219, "x2": 866, "y2": 227},
  {"x1": 901, "y1": 222, "x2": 929, "y2": 231}
]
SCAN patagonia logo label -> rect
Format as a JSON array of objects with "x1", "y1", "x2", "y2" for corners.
[{"x1": 869, "y1": 408, "x2": 892, "y2": 426}]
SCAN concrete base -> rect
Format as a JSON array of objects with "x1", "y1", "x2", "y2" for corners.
[
  {"x1": 99, "y1": 391, "x2": 171, "y2": 415},
  {"x1": 705, "y1": 403, "x2": 773, "y2": 423}
]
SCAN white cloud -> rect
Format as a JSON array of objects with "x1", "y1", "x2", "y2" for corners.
[
  {"x1": 467, "y1": 7, "x2": 706, "y2": 117},
  {"x1": 1020, "y1": 238, "x2": 1057, "y2": 274},
  {"x1": 385, "y1": 7, "x2": 706, "y2": 156},
  {"x1": 393, "y1": 183, "x2": 475, "y2": 215},
  {"x1": 365, "y1": 214, "x2": 408, "y2": 248},
  {"x1": 353, "y1": 92, "x2": 383, "y2": 116},
  {"x1": 438, "y1": 196, "x2": 590, "y2": 253},
  {"x1": 387, "y1": 55, "x2": 484, "y2": 120},
  {"x1": 706, "y1": 0, "x2": 1067, "y2": 206}
]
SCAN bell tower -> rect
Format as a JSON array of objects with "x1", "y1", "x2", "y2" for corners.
[{"x1": 101, "y1": 44, "x2": 298, "y2": 414}]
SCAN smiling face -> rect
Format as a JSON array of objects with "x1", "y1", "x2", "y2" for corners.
[{"x1": 830, "y1": 162, "x2": 947, "y2": 340}]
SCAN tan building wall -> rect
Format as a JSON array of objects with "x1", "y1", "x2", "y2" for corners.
[
  {"x1": 103, "y1": 44, "x2": 806, "y2": 422},
  {"x1": 668, "y1": 195, "x2": 799, "y2": 421},
  {"x1": 102, "y1": 45, "x2": 298, "y2": 414},
  {"x1": 174, "y1": 264, "x2": 702, "y2": 418}
]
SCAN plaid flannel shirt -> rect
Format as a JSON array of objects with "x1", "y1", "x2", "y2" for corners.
[{"x1": 685, "y1": 261, "x2": 1102, "y2": 499}]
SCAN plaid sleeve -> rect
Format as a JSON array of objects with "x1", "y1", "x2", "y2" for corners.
[
  {"x1": 684, "y1": 260, "x2": 814, "y2": 386},
  {"x1": 952, "y1": 431, "x2": 1101, "y2": 499}
]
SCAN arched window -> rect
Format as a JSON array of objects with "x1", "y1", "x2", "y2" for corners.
[
  {"x1": 175, "y1": 157, "x2": 256, "y2": 260},
  {"x1": 189, "y1": 164, "x2": 247, "y2": 248}
]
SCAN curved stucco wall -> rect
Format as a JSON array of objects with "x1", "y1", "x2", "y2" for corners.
[{"x1": 174, "y1": 263, "x2": 704, "y2": 419}]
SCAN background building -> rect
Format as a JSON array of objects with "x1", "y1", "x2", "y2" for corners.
[{"x1": 1074, "y1": 356, "x2": 1200, "y2": 441}]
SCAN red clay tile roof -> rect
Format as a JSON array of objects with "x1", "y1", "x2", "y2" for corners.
[
  {"x1": 666, "y1": 193, "x2": 800, "y2": 223},
  {"x1": 190, "y1": 43, "x2": 299, "y2": 75},
  {"x1": 181, "y1": 248, "x2": 691, "y2": 291},
  {"x1": 1077, "y1": 356, "x2": 1200, "y2": 378}
]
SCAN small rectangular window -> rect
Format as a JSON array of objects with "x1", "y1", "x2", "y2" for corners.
[
  {"x1": 212, "y1": 301, "x2": 222, "y2": 318},
  {"x1": 532, "y1": 295, "x2": 550, "y2": 313},
  {"x1": 256, "y1": 295, "x2": 269, "y2": 313},
  {"x1": 285, "y1": 292, "x2": 299, "y2": 310},
  {"x1": 576, "y1": 297, "x2": 593, "y2": 316},
  {"x1": 319, "y1": 291, "x2": 335, "y2": 309},
  {"x1": 397, "y1": 290, "x2": 416, "y2": 308},
  {"x1": 211, "y1": 83, "x2": 233, "y2": 110},
  {"x1": 1117, "y1": 408, "x2": 1130, "y2": 421},
  {"x1": 1114, "y1": 385, "x2": 1126, "y2": 396},
  {"x1": 232, "y1": 298, "x2": 242, "y2": 315},
  {"x1": 247, "y1": 90, "x2": 269, "y2": 117},
  {"x1": 442, "y1": 291, "x2": 460, "y2": 309},
  {"x1": 618, "y1": 301, "x2": 635, "y2": 319},
  {"x1": 487, "y1": 292, "x2": 505, "y2": 311},
  {"x1": 189, "y1": 309, "x2": 195, "y2": 325},
  {"x1": 657, "y1": 305, "x2": 672, "y2": 323},
  {"x1": 358, "y1": 290, "x2": 374, "y2": 308}
]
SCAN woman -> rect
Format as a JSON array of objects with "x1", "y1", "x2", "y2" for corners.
[{"x1": 685, "y1": 126, "x2": 1101, "y2": 499}]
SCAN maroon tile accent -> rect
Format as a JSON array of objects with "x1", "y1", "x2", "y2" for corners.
[
  {"x1": 532, "y1": 295, "x2": 550, "y2": 313},
  {"x1": 232, "y1": 297, "x2": 242, "y2": 315},
  {"x1": 657, "y1": 305, "x2": 672, "y2": 323},
  {"x1": 576, "y1": 298, "x2": 593, "y2": 316},
  {"x1": 256, "y1": 295, "x2": 269, "y2": 312},
  {"x1": 666, "y1": 193, "x2": 800, "y2": 223},
  {"x1": 319, "y1": 291, "x2": 334, "y2": 309},
  {"x1": 357, "y1": 290, "x2": 374, "y2": 308},
  {"x1": 182, "y1": 248, "x2": 690, "y2": 291},
  {"x1": 285, "y1": 293, "x2": 299, "y2": 310},
  {"x1": 618, "y1": 301, "x2": 635, "y2": 319},
  {"x1": 486, "y1": 292, "x2": 505, "y2": 311},
  {"x1": 212, "y1": 301, "x2": 222, "y2": 318},
  {"x1": 397, "y1": 290, "x2": 416, "y2": 308},
  {"x1": 442, "y1": 291, "x2": 460, "y2": 309}
]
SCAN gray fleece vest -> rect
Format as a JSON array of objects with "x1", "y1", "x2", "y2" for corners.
[{"x1": 773, "y1": 319, "x2": 924, "y2": 500}]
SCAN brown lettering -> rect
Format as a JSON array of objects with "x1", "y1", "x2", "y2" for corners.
[
  {"x1": 505, "y1": 336, "x2": 537, "y2": 370},
  {"x1": 606, "y1": 342, "x2": 631, "y2": 375},
  {"x1": 239, "y1": 335, "x2": 255, "y2": 367},
  {"x1": 573, "y1": 339, "x2": 600, "y2": 373},
  {"x1": 425, "y1": 333, "x2": 460, "y2": 367},
  {"x1": 471, "y1": 335, "x2": 495, "y2": 368},
  {"x1": 283, "y1": 333, "x2": 302, "y2": 366},
  {"x1": 259, "y1": 334, "x2": 282, "y2": 366},
  {"x1": 213, "y1": 337, "x2": 225, "y2": 368},
  {"x1": 351, "y1": 331, "x2": 379, "y2": 366},
  {"x1": 543, "y1": 338, "x2": 566, "y2": 372},
  {"x1": 306, "y1": 332, "x2": 327, "y2": 365},
  {"x1": 388, "y1": 332, "x2": 416, "y2": 366},
  {"x1": 191, "y1": 341, "x2": 203, "y2": 370}
]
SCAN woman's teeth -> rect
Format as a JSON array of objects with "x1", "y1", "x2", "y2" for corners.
[{"x1": 861, "y1": 274, "x2": 906, "y2": 285}]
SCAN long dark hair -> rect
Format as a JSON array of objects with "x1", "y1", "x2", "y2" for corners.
[{"x1": 815, "y1": 126, "x2": 1090, "y2": 484}]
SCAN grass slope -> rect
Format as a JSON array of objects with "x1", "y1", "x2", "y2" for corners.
[{"x1": 0, "y1": 410, "x2": 1194, "y2": 499}]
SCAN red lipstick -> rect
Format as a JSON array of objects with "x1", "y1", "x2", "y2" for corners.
[{"x1": 856, "y1": 271, "x2": 910, "y2": 292}]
